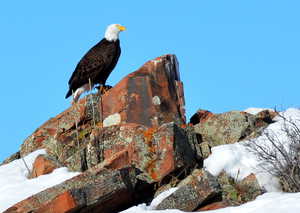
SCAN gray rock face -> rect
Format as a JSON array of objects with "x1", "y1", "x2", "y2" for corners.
[
  {"x1": 156, "y1": 169, "x2": 221, "y2": 211},
  {"x1": 194, "y1": 111, "x2": 268, "y2": 147}
]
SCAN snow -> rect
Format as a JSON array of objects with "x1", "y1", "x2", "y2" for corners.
[
  {"x1": 244, "y1": 107, "x2": 274, "y2": 115},
  {"x1": 149, "y1": 188, "x2": 178, "y2": 210},
  {"x1": 0, "y1": 149, "x2": 79, "y2": 212},
  {"x1": 121, "y1": 192, "x2": 300, "y2": 213},
  {"x1": 103, "y1": 113, "x2": 121, "y2": 127},
  {"x1": 202, "y1": 192, "x2": 300, "y2": 213}
]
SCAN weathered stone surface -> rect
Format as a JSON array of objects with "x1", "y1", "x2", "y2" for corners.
[
  {"x1": 29, "y1": 154, "x2": 61, "y2": 178},
  {"x1": 194, "y1": 111, "x2": 268, "y2": 147},
  {"x1": 85, "y1": 122, "x2": 198, "y2": 183},
  {"x1": 100, "y1": 54, "x2": 185, "y2": 128},
  {"x1": 217, "y1": 172, "x2": 263, "y2": 204},
  {"x1": 4, "y1": 166, "x2": 137, "y2": 213},
  {"x1": 156, "y1": 169, "x2": 221, "y2": 211},
  {"x1": 255, "y1": 109, "x2": 278, "y2": 124},
  {"x1": 189, "y1": 109, "x2": 213, "y2": 125},
  {"x1": 20, "y1": 94, "x2": 99, "y2": 157}
]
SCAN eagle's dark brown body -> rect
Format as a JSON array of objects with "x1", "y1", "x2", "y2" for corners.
[{"x1": 65, "y1": 38, "x2": 121, "y2": 99}]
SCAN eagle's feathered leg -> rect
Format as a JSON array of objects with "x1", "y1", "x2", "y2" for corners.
[{"x1": 72, "y1": 83, "x2": 91, "y2": 104}]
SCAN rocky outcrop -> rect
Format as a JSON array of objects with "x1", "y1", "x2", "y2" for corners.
[
  {"x1": 5, "y1": 55, "x2": 201, "y2": 212},
  {"x1": 3, "y1": 54, "x2": 269, "y2": 212}
]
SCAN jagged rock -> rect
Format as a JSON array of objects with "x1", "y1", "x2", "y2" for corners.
[
  {"x1": 236, "y1": 173, "x2": 264, "y2": 203},
  {"x1": 193, "y1": 111, "x2": 268, "y2": 147},
  {"x1": 217, "y1": 172, "x2": 263, "y2": 205},
  {"x1": 101, "y1": 54, "x2": 185, "y2": 128},
  {"x1": 15, "y1": 54, "x2": 197, "y2": 184},
  {"x1": 155, "y1": 169, "x2": 221, "y2": 211},
  {"x1": 29, "y1": 154, "x2": 61, "y2": 178},
  {"x1": 255, "y1": 109, "x2": 278, "y2": 124},
  {"x1": 189, "y1": 109, "x2": 213, "y2": 125},
  {"x1": 19, "y1": 54, "x2": 186, "y2": 160},
  {"x1": 4, "y1": 166, "x2": 137, "y2": 213}
]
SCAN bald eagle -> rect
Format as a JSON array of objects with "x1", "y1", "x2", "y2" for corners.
[{"x1": 65, "y1": 24, "x2": 126, "y2": 102}]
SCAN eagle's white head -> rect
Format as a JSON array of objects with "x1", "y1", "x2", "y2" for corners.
[{"x1": 105, "y1": 24, "x2": 126, "y2": 42}]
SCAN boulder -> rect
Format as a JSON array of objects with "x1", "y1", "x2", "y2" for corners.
[
  {"x1": 4, "y1": 166, "x2": 137, "y2": 213},
  {"x1": 217, "y1": 172, "x2": 263, "y2": 204},
  {"x1": 189, "y1": 109, "x2": 213, "y2": 125},
  {"x1": 29, "y1": 154, "x2": 61, "y2": 178},
  {"x1": 155, "y1": 169, "x2": 221, "y2": 211},
  {"x1": 101, "y1": 54, "x2": 185, "y2": 128},
  {"x1": 193, "y1": 111, "x2": 269, "y2": 147}
]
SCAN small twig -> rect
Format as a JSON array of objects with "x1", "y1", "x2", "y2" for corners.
[
  {"x1": 72, "y1": 90, "x2": 80, "y2": 150},
  {"x1": 89, "y1": 78, "x2": 96, "y2": 129},
  {"x1": 75, "y1": 118, "x2": 80, "y2": 150},
  {"x1": 21, "y1": 157, "x2": 31, "y2": 175}
]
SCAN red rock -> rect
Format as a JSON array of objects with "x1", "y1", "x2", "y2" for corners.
[
  {"x1": 29, "y1": 155, "x2": 59, "y2": 178},
  {"x1": 87, "y1": 122, "x2": 198, "y2": 183},
  {"x1": 100, "y1": 54, "x2": 185, "y2": 128},
  {"x1": 4, "y1": 167, "x2": 137, "y2": 213},
  {"x1": 189, "y1": 109, "x2": 214, "y2": 125},
  {"x1": 35, "y1": 191, "x2": 77, "y2": 213}
]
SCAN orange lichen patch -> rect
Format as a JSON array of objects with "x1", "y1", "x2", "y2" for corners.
[
  {"x1": 143, "y1": 127, "x2": 158, "y2": 153},
  {"x1": 96, "y1": 122, "x2": 103, "y2": 128},
  {"x1": 143, "y1": 127, "x2": 156, "y2": 142},
  {"x1": 36, "y1": 191, "x2": 77, "y2": 213},
  {"x1": 104, "y1": 150, "x2": 130, "y2": 170},
  {"x1": 156, "y1": 136, "x2": 175, "y2": 176},
  {"x1": 147, "y1": 160, "x2": 159, "y2": 181}
]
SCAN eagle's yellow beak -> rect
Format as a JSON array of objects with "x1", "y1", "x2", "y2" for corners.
[{"x1": 118, "y1": 25, "x2": 126, "y2": 31}]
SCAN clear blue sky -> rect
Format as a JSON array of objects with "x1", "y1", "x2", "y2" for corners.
[{"x1": 1, "y1": 1, "x2": 300, "y2": 161}]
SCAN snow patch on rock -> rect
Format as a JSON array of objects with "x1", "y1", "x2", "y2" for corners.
[
  {"x1": 152, "y1": 96, "x2": 161, "y2": 105},
  {"x1": 244, "y1": 107, "x2": 274, "y2": 115},
  {"x1": 103, "y1": 113, "x2": 121, "y2": 127}
]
